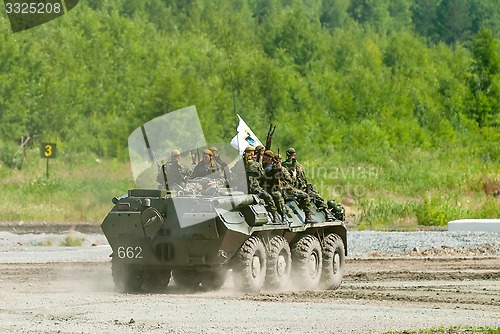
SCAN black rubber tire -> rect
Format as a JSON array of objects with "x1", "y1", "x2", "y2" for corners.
[
  {"x1": 291, "y1": 235, "x2": 322, "y2": 290},
  {"x1": 321, "y1": 234, "x2": 345, "y2": 290},
  {"x1": 232, "y1": 236, "x2": 267, "y2": 293},
  {"x1": 172, "y1": 269, "x2": 201, "y2": 291},
  {"x1": 111, "y1": 259, "x2": 144, "y2": 293},
  {"x1": 265, "y1": 235, "x2": 291, "y2": 290},
  {"x1": 143, "y1": 269, "x2": 171, "y2": 292}
]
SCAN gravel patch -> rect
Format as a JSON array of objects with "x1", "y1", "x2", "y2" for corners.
[
  {"x1": 348, "y1": 230, "x2": 500, "y2": 257},
  {"x1": 1, "y1": 230, "x2": 499, "y2": 260}
]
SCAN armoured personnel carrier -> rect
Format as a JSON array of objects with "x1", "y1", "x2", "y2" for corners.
[{"x1": 101, "y1": 106, "x2": 347, "y2": 292}]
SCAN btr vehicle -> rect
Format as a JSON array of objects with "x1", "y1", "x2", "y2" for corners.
[{"x1": 101, "y1": 106, "x2": 347, "y2": 293}]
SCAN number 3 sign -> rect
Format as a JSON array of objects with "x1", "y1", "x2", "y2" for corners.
[{"x1": 41, "y1": 143, "x2": 57, "y2": 159}]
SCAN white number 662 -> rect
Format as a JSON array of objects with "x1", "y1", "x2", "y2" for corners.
[{"x1": 117, "y1": 246, "x2": 143, "y2": 259}]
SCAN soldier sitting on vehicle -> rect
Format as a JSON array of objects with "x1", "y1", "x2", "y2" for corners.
[
  {"x1": 260, "y1": 150, "x2": 287, "y2": 220},
  {"x1": 274, "y1": 152, "x2": 313, "y2": 222},
  {"x1": 240, "y1": 146, "x2": 280, "y2": 223},
  {"x1": 283, "y1": 147, "x2": 331, "y2": 217},
  {"x1": 158, "y1": 149, "x2": 191, "y2": 190},
  {"x1": 254, "y1": 145, "x2": 265, "y2": 166}
]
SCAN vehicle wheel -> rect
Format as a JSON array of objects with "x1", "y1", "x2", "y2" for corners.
[
  {"x1": 111, "y1": 259, "x2": 144, "y2": 293},
  {"x1": 233, "y1": 236, "x2": 267, "y2": 293},
  {"x1": 200, "y1": 267, "x2": 229, "y2": 291},
  {"x1": 291, "y1": 235, "x2": 322, "y2": 290},
  {"x1": 265, "y1": 235, "x2": 291, "y2": 290},
  {"x1": 321, "y1": 234, "x2": 345, "y2": 290},
  {"x1": 143, "y1": 269, "x2": 171, "y2": 292},
  {"x1": 172, "y1": 269, "x2": 201, "y2": 291}
]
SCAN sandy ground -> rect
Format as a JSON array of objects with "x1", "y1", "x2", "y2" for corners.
[{"x1": 0, "y1": 249, "x2": 498, "y2": 333}]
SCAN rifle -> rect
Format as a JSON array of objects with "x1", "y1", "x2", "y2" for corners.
[
  {"x1": 190, "y1": 149, "x2": 197, "y2": 169},
  {"x1": 265, "y1": 124, "x2": 276, "y2": 150},
  {"x1": 140, "y1": 125, "x2": 165, "y2": 187}
]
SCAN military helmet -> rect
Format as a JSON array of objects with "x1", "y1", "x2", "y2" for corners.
[
  {"x1": 170, "y1": 149, "x2": 181, "y2": 157},
  {"x1": 274, "y1": 153, "x2": 282, "y2": 160},
  {"x1": 255, "y1": 145, "x2": 264, "y2": 152},
  {"x1": 244, "y1": 146, "x2": 255, "y2": 153},
  {"x1": 286, "y1": 147, "x2": 296, "y2": 157},
  {"x1": 209, "y1": 146, "x2": 218, "y2": 153},
  {"x1": 327, "y1": 199, "x2": 336, "y2": 209},
  {"x1": 264, "y1": 150, "x2": 274, "y2": 158},
  {"x1": 202, "y1": 149, "x2": 213, "y2": 156}
]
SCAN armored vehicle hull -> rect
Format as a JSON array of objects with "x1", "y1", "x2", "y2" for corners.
[{"x1": 102, "y1": 187, "x2": 347, "y2": 292}]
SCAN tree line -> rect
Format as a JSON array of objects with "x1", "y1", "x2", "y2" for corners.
[{"x1": 0, "y1": 0, "x2": 498, "y2": 166}]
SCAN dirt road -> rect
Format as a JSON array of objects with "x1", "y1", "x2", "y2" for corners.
[{"x1": 0, "y1": 255, "x2": 498, "y2": 333}]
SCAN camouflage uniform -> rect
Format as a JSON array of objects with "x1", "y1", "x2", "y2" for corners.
[
  {"x1": 280, "y1": 164, "x2": 312, "y2": 218},
  {"x1": 260, "y1": 151, "x2": 286, "y2": 217},
  {"x1": 284, "y1": 148, "x2": 328, "y2": 209},
  {"x1": 241, "y1": 147, "x2": 279, "y2": 222},
  {"x1": 254, "y1": 145, "x2": 265, "y2": 166}
]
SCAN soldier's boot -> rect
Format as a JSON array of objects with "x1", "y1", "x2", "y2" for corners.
[
  {"x1": 305, "y1": 211, "x2": 314, "y2": 223},
  {"x1": 278, "y1": 204, "x2": 287, "y2": 224},
  {"x1": 271, "y1": 210, "x2": 281, "y2": 224}
]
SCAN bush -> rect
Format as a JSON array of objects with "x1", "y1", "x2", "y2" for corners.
[
  {"x1": 60, "y1": 234, "x2": 85, "y2": 247},
  {"x1": 414, "y1": 195, "x2": 470, "y2": 226}
]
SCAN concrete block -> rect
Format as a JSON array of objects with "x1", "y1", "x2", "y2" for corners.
[{"x1": 448, "y1": 219, "x2": 500, "y2": 232}]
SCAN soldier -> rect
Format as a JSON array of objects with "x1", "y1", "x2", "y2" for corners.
[
  {"x1": 260, "y1": 150, "x2": 287, "y2": 221},
  {"x1": 241, "y1": 146, "x2": 280, "y2": 223},
  {"x1": 191, "y1": 149, "x2": 217, "y2": 179},
  {"x1": 284, "y1": 147, "x2": 329, "y2": 212},
  {"x1": 209, "y1": 146, "x2": 230, "y2": 179},
  {"x1": 254, "y1": 145, "x2": 265, "y2": 165},
  {"x1": 262, "y1": 149, "x2": 274, "y2": 170},
  {"x1": 158, "y1": 149, "x2": 191, "y2": 190},
  {"x1": 274, "y1": 153, "x2": 313, "y2": 222}
]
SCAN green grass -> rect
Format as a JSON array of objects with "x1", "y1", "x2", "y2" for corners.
[
  {"x1": 0, "y1": 146, "x2": 498, "y2": 230},
  {"x1": 60, "y1": 234, "x2": 85, "y2": 247},
  {"x1": 35, "y1": 240, "x2": 54, "y2": 246},
  {"x1": 0, "y1": 154, "x2": 134, "y2": 223},
  {"x1": 308, "y1": 147, "x2": 499, "y2": 230}
]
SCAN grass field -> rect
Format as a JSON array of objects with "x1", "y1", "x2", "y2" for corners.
[
  {"x1": 0, "y1": 155, "x2": 134, "y2": 223},
  {"x1": 0, "y1": 148, "x2": 498, "y2": 230}
]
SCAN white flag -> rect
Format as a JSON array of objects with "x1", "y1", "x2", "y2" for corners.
[{"x1": 230, "y1": 114, "x2": 264, "y2": 155}]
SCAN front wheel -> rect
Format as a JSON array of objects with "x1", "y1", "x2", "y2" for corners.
[
  {"x1": 233, "y1": 236, "x2": 267, "y2": 293},
  {"x1": 111, "y1": 259, "x2": 144, "y2": 293}
]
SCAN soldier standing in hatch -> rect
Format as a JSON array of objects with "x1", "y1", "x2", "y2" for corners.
[
  {"x1": 158, "y1": 149, "x2": 191, "y2": 190},
  {"x1": 209, "y1": 146, "x2": 230, "y2": 179},
  {"x1": 242, "y1": 146, "x2": 280, "y2": 223},
  {"x1": 191, "y1": 149, "x2": 217, "y2": 179}
]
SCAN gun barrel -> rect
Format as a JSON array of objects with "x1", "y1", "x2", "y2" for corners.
[{"x1": 212, "y1": 194, "x2": 256, "y2": 210}]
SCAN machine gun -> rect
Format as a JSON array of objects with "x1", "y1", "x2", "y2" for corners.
[{"x1": 265, "y1": 124, "x2": 276, "y2": 150}]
